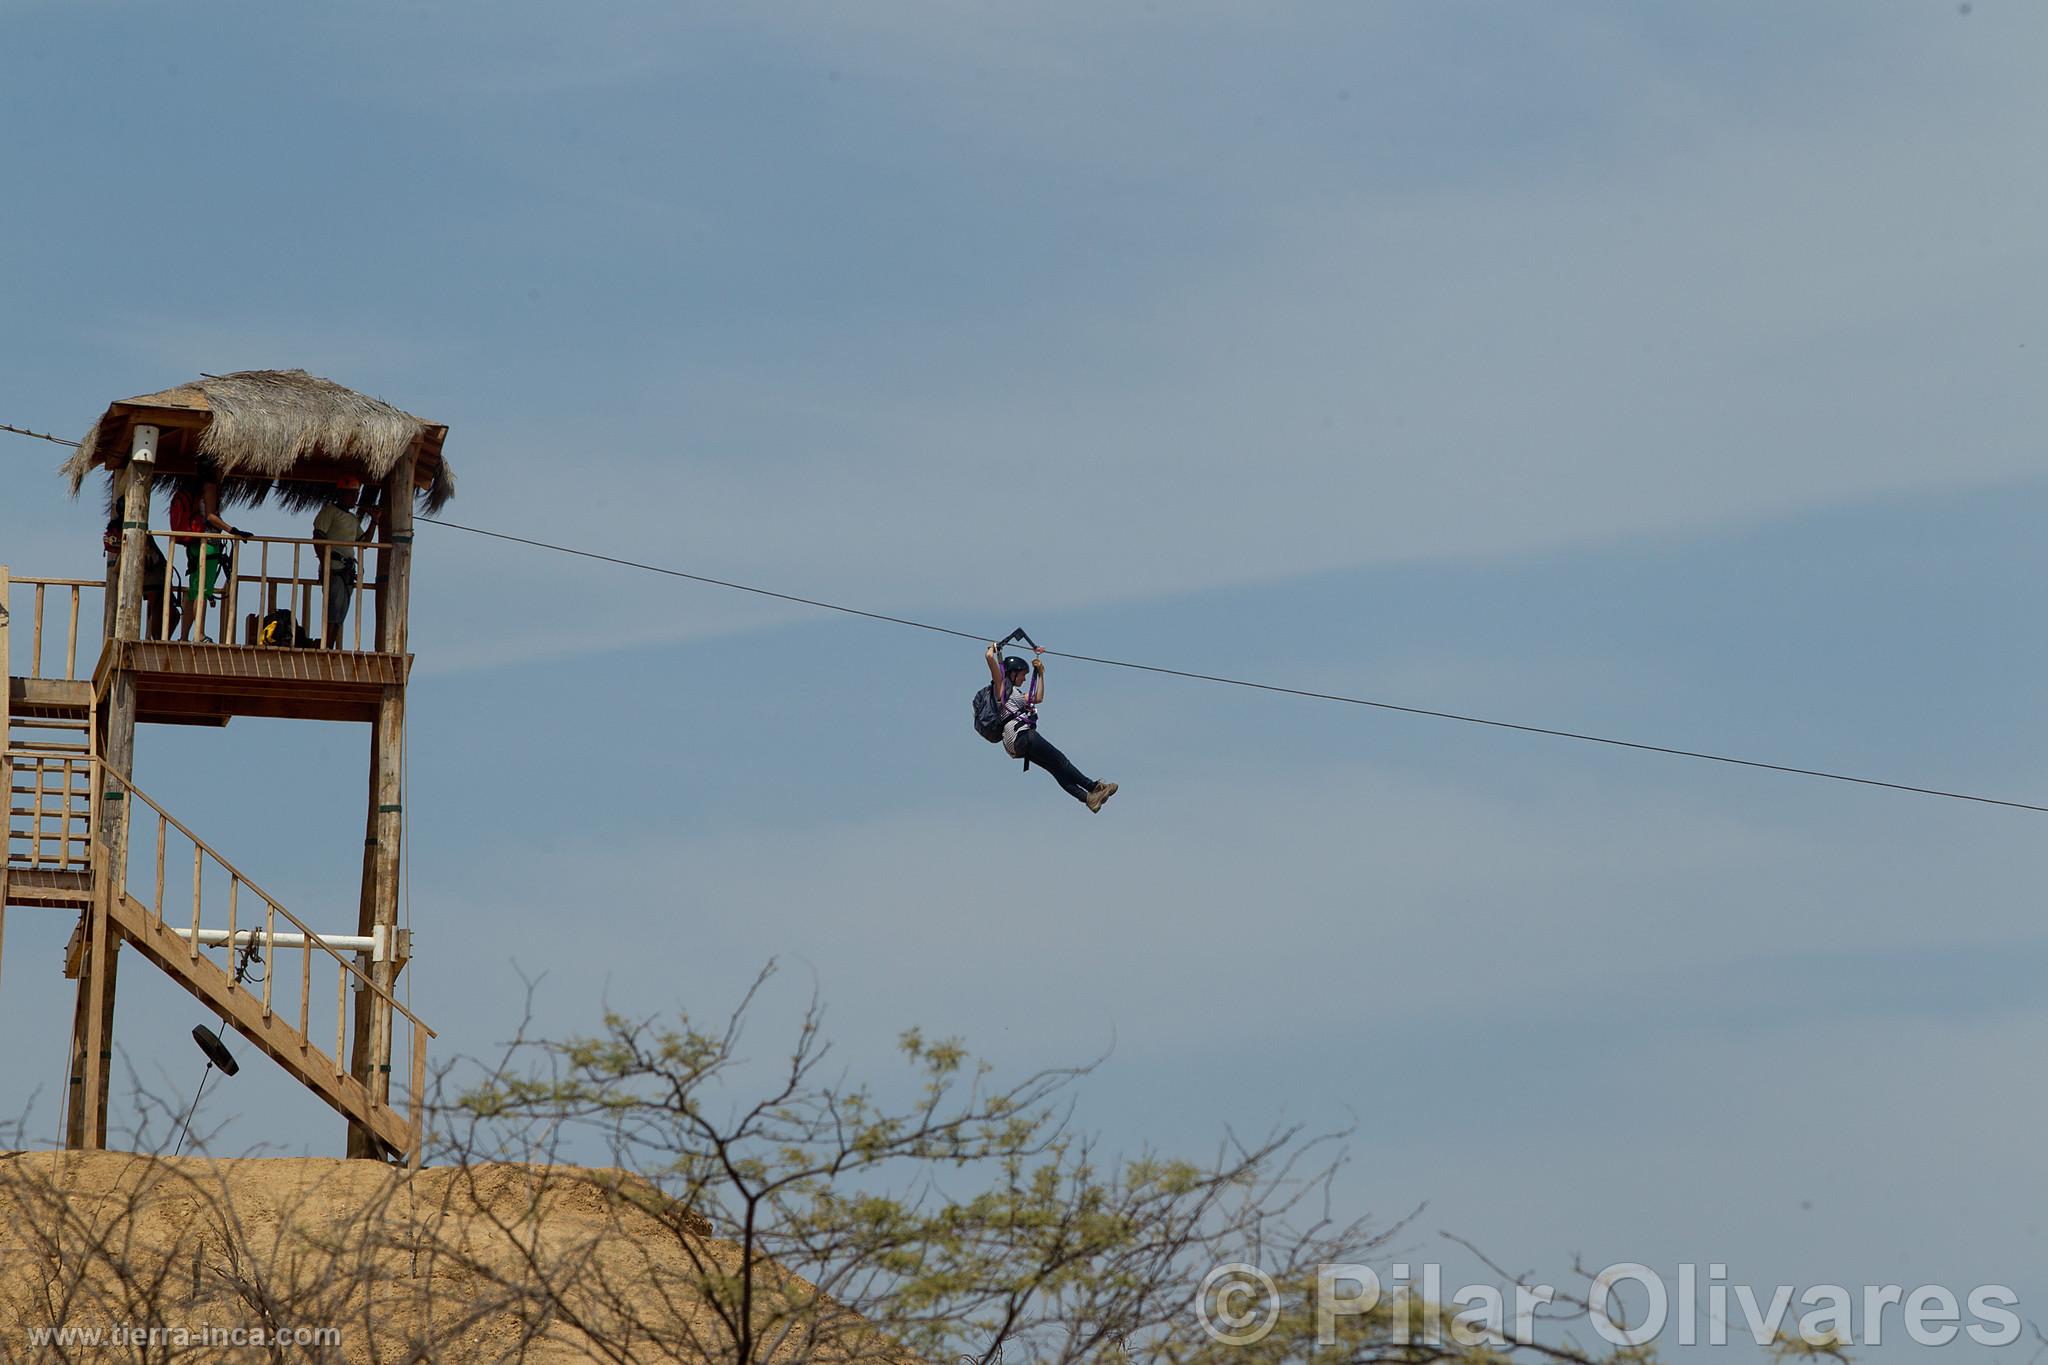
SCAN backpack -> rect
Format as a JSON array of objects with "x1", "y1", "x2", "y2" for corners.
[
  {"x1": 971, "y1": 684, "x2": 1006, "y2": 743},
  {"x1": 258, "y1": 608, "x2": 313, "y2": 648},
  {"x1": 169, "y1": 485, "x2": 204, "y2": 534}
]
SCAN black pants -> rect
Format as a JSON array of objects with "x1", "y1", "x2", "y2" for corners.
[
  {"x1": 325, "y1": 557, "x2": 358, "y2": 646},
  {"x1": 1015, "y1": 730, "x2": 1095, "y2": 804}
]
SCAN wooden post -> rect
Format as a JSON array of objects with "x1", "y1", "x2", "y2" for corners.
[
  {"x1": 112, "y1": 434, "x2": 156, "y2": 645},
  {"x1": 343, "y1": 686, "x2": 407, "y2": 1157},
  {"x1": 375, "y1": 451, "x2": 414, "y2": 656},
  {"x1": 2, "y1": 565, "x2": 10, "y2": 991},
  {"x1": 345, "y1": 710, "x2": 382, "y2": 1158},
  {"x1": 347, "y1": 452, "x2": 414, "y2": 1158},
  {"x1": 367, "y1": 688, "x2": 404, "y2": 1097},
  {"x1": 63, "y1": 937, "x2": 93, "y2": 1142},
  {"x1": 76, "y1": 859, "x2": 116, "y2": 1148},
  {"x1": 102, "y1": 547, "x2": 119, "y2": 642},
  {"x1": 67, "y1": 428, "x2": 155, "y2": 1150}
]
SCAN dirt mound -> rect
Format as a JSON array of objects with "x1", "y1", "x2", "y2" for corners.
[{"x1": 0, "y1": 1151, "x2": 899, "y2": 1363}]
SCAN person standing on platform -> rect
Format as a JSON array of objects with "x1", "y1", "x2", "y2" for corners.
[
  {"x1": 312, "y1": 478, "x2": 373, "y2": 649},
  {"x1": 104, "y1": 512, "x2": 178, "y2": 639},
  {"x1": 170, "y1": 461, "x2": 250, "y2": 644}
]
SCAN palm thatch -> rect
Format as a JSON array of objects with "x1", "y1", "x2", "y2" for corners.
[{"x1": 64, "y1": 369, "x2": 454, "y2": 513}]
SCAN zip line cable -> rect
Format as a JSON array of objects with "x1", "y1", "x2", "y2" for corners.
[
  {"x1": 0, "y1": 422, "x2": 79, "y2": 447},
  {"x1": 422, "y1": 517, "x2": 1000, "y2": 646},
  {"x1": 416, "y1": 517, "x2": 2048, "y2": 815},
  {"x1": 5, "y1": 421, "x2": 2042, "y2": 814}
]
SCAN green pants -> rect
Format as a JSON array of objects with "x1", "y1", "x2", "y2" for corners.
[{"x1": 182, "y1": 540, "x2": 228, "y2": 606}]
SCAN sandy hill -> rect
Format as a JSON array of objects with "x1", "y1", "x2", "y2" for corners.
[{"x1": 0, "y1": 1150, "x2": 902, "y2": 1364}]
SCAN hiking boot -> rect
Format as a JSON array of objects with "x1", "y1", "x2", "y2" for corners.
[{"x1": 1085, "y1": 781, "x2": 1118, "y2": 813}]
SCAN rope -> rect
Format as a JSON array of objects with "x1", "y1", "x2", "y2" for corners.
[{"x1": 170, "y1": 1063, "x2": 214, "y2": 1160}]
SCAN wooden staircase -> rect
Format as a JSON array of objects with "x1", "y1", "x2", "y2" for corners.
[
  {"x1": 107, "y1": 887, "x2": 418, "y2": 1155},
  {"x1": 3, "y1": 571, "x2": 99, "y2": 921}
]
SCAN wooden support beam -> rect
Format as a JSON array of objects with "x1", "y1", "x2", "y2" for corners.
[
  {"x1": 346, "y1": 450, "x2": 414, "y2": 1159},
  {"x1": 112, "y1": 431, "x2": 156, "y2": 646},
  {"x1": 63, "y1": 918, "x2": 90, "y2": 1138},
  {"x1": 346, "y1": 707, "x2": 381, "y2": 1159},
  {"x1": 347, "y1": 685, "x2": 406, "y2": 1157},
  {"x1": 67, "y1": 427, "x2": 153, "y2": 1151},
  {"x1": 368, "y1": 686, "x2": 404, "y2": 1106},
  {"x1": 76, "y1": 866, "x2": 118, "y2": 1148},
  {"x1": 375, "y1": 452, "x2": 414, "y2": 656},
  {"x1": 2, "y1": 568, "x2": 9, "y2": 992},
  {"x1": 101, "y1": 553, "x2": 118, "y2": 644}
]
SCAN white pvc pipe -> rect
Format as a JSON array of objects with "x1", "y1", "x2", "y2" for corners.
[{"x1": 168, "y1": 926, "x2": 385, "y2": 959}]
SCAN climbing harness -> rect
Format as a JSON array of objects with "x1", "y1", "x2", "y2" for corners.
[{"x1": 995, "y1": 628, "x2": 1046, "y2": 772}]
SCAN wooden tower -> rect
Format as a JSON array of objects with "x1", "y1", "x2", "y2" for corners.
[{"x1": 1, "y1": 370, "x2": 451, "y2": 1161}]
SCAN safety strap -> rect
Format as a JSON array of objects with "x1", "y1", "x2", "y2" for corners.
[
  {"x1": 994, "y1": 629, "x2": 1045, "y2": 770},
  {"x1": 1006, "y1": 705, "x2": 1038, "y2": 773}
]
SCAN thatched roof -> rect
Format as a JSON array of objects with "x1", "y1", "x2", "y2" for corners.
[{"x1": 65, "y1": 369, "x2": 454, "y2": 512}]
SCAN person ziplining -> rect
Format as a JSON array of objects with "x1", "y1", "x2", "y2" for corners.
[{"x1": 974, "y1": 630, "x2": 1118, "y2": 813}]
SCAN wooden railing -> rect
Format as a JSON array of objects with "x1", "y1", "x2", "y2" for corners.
[
  {"x1": 151, "y1": 530, "x2": 393, "y2": 652},
  {"x1": 4, "y1": 576, "x2": 104, "y2": 681},
  {"x1": 4, "y1": 752, "x2": 93, "y2": 873},
  {"x1": 97, "y1": 760, "x2": 434, "y2": 1148}
]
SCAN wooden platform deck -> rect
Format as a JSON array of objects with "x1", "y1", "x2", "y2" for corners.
[
  {"x1": 8, "y1": 676, "x2": 92, "y2": 720},
  {"x1": 93, "y1": 640, "x2": 411, "y2": 725},
  {"x1": 2, "y1": 866, "x2": 92, "y2": 909}
]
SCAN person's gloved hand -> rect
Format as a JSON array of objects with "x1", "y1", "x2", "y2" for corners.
[{"x1": 232, "y1": 526, "x2": 254, "y2": 540}]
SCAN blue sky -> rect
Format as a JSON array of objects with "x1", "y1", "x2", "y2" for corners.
[{"x1": 4, "y1": 2, "x2": 2045, "y2": 1357}]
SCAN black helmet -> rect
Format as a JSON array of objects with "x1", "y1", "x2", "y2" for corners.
[{"x1": 1002, "y1": 655, "x2": 1030, "y2": 676}]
